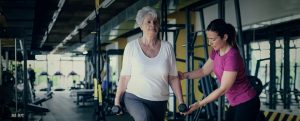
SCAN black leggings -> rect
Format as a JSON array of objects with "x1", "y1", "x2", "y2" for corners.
[{"x1": 226, "y1": 97, "x2": 260, "y2": 121}]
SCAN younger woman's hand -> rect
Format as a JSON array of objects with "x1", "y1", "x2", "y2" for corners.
[
  {"x1": 181, "y1": 101, "x2": 204, "y2": 116},
  {"x1": 178, "y1": 71, "x2": 185, "y2": 80}
]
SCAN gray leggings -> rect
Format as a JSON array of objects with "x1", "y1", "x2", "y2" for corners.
[{"x1": 124, "y1": 92, "x2": 167, "y2": 121}]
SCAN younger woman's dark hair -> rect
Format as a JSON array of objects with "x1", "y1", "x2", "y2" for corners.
[{"x1": 207, "y1": 19, "x2": 236, "y2": 46}]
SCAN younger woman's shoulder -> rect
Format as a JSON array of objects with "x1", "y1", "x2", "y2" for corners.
[
  {"x1": 229, "y1": 47, "x2": 240, "y2": 55},
  {"x1": 227, "y1": 47, "x2": 242, "y2": 58}
]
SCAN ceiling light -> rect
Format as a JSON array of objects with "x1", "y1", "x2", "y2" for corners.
[
  {"x1": 101, "y1": 0, "x2": 115, "y2": 8},
  {"x1": 40, "y1": 71, "x2": 48, "y2": 76},
  {"x1": 40, "y1": 0, "x2": 65, "y2": 48},
  {"x1": 58, "y1": 0, "x2": 65, "y2": 8},
  {"x1": 79, "y1": 21, "x2": 87, "y2": 28},
  {"x1": 68, "y1": 71, "x2": 78, "y2": 76},
  {"x1": 54, "y1": 71, "x2": 63, "y2": 76},
  {"x1": 65, "y1": 35, "x2": 72, "y2": 40},
  {"x1": 57, "y1": 43, "x2": 64, "y2": 48},
  {"x1": 71, "y1": 30, "x2": 78, "y2": 36},
  {"x1": 83, "y1": 51, "x2": 88, "y2": 55},
  {"x1": 88, "y1": 12, "x2": 96, "y2": 20}
]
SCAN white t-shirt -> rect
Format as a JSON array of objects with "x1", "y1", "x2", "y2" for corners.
[{"x1": 120, "y1": 39, "x2": 177, "y2": 101}]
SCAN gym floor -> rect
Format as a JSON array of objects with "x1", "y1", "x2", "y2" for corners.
[
  {"x1": 29, "y1": 92, "x2": 134, "y2": 121},
  {"x1": 28, "y1": 91, "x2": 300, "y2": 121}
]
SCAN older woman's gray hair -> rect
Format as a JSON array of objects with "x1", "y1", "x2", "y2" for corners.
[{"x1": 135, "y1": 6, "x2": 160, "y2": 27}]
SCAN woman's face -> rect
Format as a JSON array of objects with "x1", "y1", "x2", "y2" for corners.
[
  {"x1": 140, "y1": 14, "x2": 159, "y2": 38},
  {"x1": 207, "y1": 31, "x2": 227, "y2": 50}
]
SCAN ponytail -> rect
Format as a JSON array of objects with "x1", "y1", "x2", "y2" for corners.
[{"x1": 207, "y1": 19, "x2": 237, "y2": 46}]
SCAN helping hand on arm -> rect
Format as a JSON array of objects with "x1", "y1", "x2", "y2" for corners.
[
  {"x1": 178, "y1": 59, "x2": 214, "y2": 80},
  {"x1": 182, "y1": 71, "x2": 237, "y2": 115}
]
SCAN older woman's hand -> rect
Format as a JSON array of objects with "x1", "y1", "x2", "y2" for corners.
[{"x1": 181, "y1": 101, "x2": 204, "y2": 116}]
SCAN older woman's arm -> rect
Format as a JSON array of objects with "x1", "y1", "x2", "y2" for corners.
[
  {"x1": 168, "y1": 75, "x2": 184, "y2": 104},
  {"x1": 114, "y1": 75, "x2": 130, "y2": 106}
]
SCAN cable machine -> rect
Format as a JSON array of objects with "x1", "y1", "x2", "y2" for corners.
[{"x1": 93, "y1": 6, "x2": 106, "y2": 121}]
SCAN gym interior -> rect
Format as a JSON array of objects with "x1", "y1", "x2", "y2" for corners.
[{"x1": 0, "y1": 0, "x2": 300, "y2": 121}]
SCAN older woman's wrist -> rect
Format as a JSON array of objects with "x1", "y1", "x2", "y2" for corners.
[
  {"x1": 114, "y1": 99, "x2": 119, "y2": 105},
  {"x1": 178, "y1": 98, "x2": 184, "y2": 104}
]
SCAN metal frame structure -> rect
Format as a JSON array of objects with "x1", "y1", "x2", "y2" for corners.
[
  {"x1": 104, "y1": 49, "x2": 124, "y2": 97},
  {"x1": 269, "y1": 32, "x2": 277, "y2": 109},
  {"x1": 93, "y1": 8, "x2": 106, "y2": 121},
  {"x1": 0, "y1": 38, "x2": 30, "y2": 120},
  {"x1": 283, "y1": 33, "x2": 291, "y2": 109},
  {"x1": 163, "y1": 24, "x2": 185, "y2": 120}
]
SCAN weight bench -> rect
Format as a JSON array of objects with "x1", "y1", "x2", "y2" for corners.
[
  {"x1": 27, "y1": 103, "x2": 50, "y2": 114},
  {"x1": 32, "y1": 92, "x2": 53, "y2": 105}
]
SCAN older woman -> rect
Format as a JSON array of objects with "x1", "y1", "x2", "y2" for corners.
[{"x1": 114, "y1": 6, "x2": 184, "y2": 121}]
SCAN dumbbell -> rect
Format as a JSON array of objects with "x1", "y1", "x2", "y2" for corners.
[
  {"x1": 111, "y1": 105, "x2": 121, "y2": 114},
  {"x1": 178, "y1": 103, "x2": 188, "y2": 112}
]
